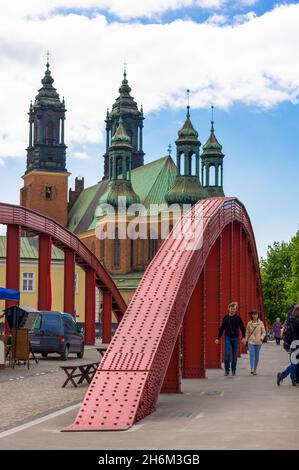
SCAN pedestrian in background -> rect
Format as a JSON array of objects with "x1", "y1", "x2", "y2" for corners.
[
  {"x1": 277, "y1": 305, "x2": 299, "y2": 387},
  {"x1": 246, "y1": 310, "x2": 266, "y2": 375},
  {"x1": 273, "y1": 317, "x2": 282, "y2": 345}
]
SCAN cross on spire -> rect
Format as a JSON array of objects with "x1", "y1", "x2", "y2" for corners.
[
  {"x1": 186, "y1": 89, "x2": 190, "y2": 117},
  {"x1": 167, "y1": 144, "x2": 172, "y2": 156},
  {"x1": 123, "y1": 60, "x2": 127, "y2": 77},
  {"x1": 211, "y1": 105, "x2": 214, "y2": 131}
]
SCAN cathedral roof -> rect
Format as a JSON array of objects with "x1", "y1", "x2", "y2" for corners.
[
  {"x1": 34, "y1": 60, "x2": 64, "y2": 108},
  {"x1": 176, "y1": 106, "x2": 199, "y2": 144},
  {"x1": 67, "y1": 156, "x2": 177, "y2": 234},
  {"x1": 202, "y1": 121, "x2": 224, "y2": 157}
]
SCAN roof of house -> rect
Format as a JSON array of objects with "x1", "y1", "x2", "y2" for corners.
[
  {"x1": 0, "y1": 236, "x2": 64, "y2": 260},
  {"x1": 68, "y1": 155, "x2": 177, "y2": 234}
]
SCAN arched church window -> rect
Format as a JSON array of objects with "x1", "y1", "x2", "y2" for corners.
[
  {"x1": 113, "y1": 227, "x2": 120, "y2": 268},
  {"x1": 209, "y1": 165, "x2": 216, "y2": 186},
  {"x1": 46, "y1": 121, "x2": 55, "y2": 144},
  {"x1": 116, "y1": 156, "x2": 123, "y2": 179},
  {"x1": 148, "y1": 235, "x2": 158, "y2": 261}
]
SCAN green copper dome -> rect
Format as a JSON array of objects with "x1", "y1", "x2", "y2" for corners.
[
  {"x1": 202, "y1": 122, "x2": 224, "y2": 156},
  {"x1": 165, "y1": 176, "x2": 206, "y2": 205},
  {"x1": 34, "y1": 61, "x2": 63, "y2": 108},
  {"x1": 111, "y1": 115, "x2": 131, "y2": 148},
  {"x1": 176, "y1": 106, "x2": 199, "y2": 143},
  {"x1": 98, "y1": 180, "x2": 140, "y2": 209}
]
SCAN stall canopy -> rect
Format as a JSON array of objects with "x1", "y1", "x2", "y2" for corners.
[
  {"x1": 4, "y1": 306, "x2": 39, "y2": 330},
  {"x1": 0, "y1": 288, "x2": 20, "y2": 301}
]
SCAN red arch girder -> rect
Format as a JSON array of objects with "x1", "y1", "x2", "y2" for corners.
[
  {"x1": 0, "y1": 203, "x2": 126, "y2": 318},
  {"x1": 67, "y1": 197, "x2": 263, "y2": 432}
]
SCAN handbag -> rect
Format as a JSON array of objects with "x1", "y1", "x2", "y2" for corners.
[{"x1": 245, "y1": 324, "x2": 259, "y2": 348}]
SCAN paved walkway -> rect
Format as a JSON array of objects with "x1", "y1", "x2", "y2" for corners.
[{"x1": 0, "y1": 342, "x2": 298, "y2": 450}]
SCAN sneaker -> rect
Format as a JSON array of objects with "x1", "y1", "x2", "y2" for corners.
[
  {"x1": 231, "y1": 371, "x2": 236, "y2": 376},
  {"x1": 292, "y1": 382, "x2": 296, "y2": 387},
  {"x1": 224, "y1": 371, "x2": 229, "y2": 376},
  {"x1": 277, "y1": 372, "x2": 283, "y2": 386}
]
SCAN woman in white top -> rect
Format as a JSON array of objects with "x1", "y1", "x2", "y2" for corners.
[{"x1": 245, "y1": 310, "x2": 266, "y2": 375}]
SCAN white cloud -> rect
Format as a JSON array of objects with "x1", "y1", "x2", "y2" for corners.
[
  {"x1": 73, "y1": 152, "x2": 89, "y2": 160},
  {"x1": 206, "y1": 13, "x2": 228, "y2": 25},
  {"x1": 0, "y1": 3, "x2": 299, "y2": 160},
  {"x1": 0, "y1": 1, "x2": 227, "y2": 20},
  {"x1": 233, "y1": 11, "x2": 256, "y2": 24},
  {"x1": 236, "y1": 0, "x2": 257, "y2": 6},
  {"x1": 0, "y1": 158, "x2": 5, "y2": 167}
]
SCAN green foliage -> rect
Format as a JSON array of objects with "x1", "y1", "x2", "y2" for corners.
[
  {"x1": 260, "y1": 241, "x2": 292, "y2": 324},
  {"x1": 286, "y1": 231, "x2": 299, "y2": 304}
]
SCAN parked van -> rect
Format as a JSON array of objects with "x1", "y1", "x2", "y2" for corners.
[{"x1": 30, "y1": 311, "x2": 84, "y2": 360}]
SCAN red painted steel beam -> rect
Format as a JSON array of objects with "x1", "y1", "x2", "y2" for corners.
[
  {"x1": 161, "y1": 334, "x2": 182, "y2": 393},
  {"x1": 205, "y1": 237, "x2": 221, "y2": 368},
  {"x1": 240, "y1": 229, "x2": 248, "y2": 354},
  {"x1": 183, "y1": 272, "x2": 205, "y2": 378},
  {"x1": 64, "y1": 249, "x2": 75, "y2": 317},
  {"x1": 38, "y1": 234, "x2": 52, "y2": 311},
  {"x1": 66, "y1": 197, "x2": 263, "y2": 432},
  {"x1": 102, "y1": 291, "x2": 112, "y2": 344},
  {"x1": 0, "y1": 203, "x2": 126, "y2": 320},
  {"x1": 220, "y1": 223, "x2": 233, "y2": 364},
  {"x1": 232, "y1": 223, "x2": 242, "y2": 357},
  {"x1": 85, "y1": 268, "x2": 96, "y2": 345},
  {"x1": 5, "y1": 224, "x2": 20, "y2": 310}
]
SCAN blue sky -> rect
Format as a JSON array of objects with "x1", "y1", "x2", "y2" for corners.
[{"x1": 0, "y1": 0, "x2": 298, "y2": 258}]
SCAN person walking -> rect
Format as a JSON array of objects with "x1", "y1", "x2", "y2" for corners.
[
  {"x1": 215, "y1": 302, "x2": 246, "y2": 376},
  {"x1": 273, "y1": 317, "x2": 282, "y2": 345},
  {"x1": 277, "y1": 305, "x2": 299, "y2": 387},
  {"x1": 245, "y1": 310, "x2": 266, "y2": 375}
]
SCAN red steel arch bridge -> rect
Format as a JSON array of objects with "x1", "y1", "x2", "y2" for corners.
[{"x1": 0, "y1": 197, "x2": 263, "y2": 431}]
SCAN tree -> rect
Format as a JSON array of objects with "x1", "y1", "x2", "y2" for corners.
[
  {"x1": 286, "y1": 230, "x2": 299, "y2": 305},
  {"x1": 260, "y1": 241, "x2": 292, "y2": 324}
]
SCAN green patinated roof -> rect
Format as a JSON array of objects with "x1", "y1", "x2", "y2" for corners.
[
  {"x1": 68, "y1": 181, "x2": 108, "y2": 233},
  {"x1": 176, "y1": 107, "x2": 199, "y2": 144},
  {"x1": 202, "y1": 122, "x2": 224, "y2": 157},
  {"x1": 112, "y1": 272, "x2": 144, "y2": 290},
  {"x1": 70, "y1": 156, "x2": 177, "y2": 233},
  {"x1": 34, "y1": 61, "x2": 64, "y2": 109},
  {"x1": 0, "y1": 236, "x2": 63, "y2": 260},
  {"x1": 110, "y1": 116, "x2": 131, "y2": 147}
]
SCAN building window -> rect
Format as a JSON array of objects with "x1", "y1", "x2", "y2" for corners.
[
  {"x1": 75, "y1": 273, "x2": 79, "y2": 294},
  {"x1": 44, "y1": 185, "x2": 54, "y2": 200},
  {"x1": 22, "y1": 272, "x2": 35, "y2": 292},
  {"x1": 46, "y1": 121, "x2": 55, "y2": 144},
  {"x1": 148, "y1": 238, "x2": 158, "y2": 261},
  {"x1": 113, "y1": 227, "x2": 120, "y2": 268}
]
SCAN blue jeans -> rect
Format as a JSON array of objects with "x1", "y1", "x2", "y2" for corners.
[
  {"x1": 281, "y1": 362, "x2": 297, "y2": 384},
  {"x1": 248, "y1": 343, "x2": 262, "y2": 370},
  {"x1": 224, "y1": 336, "x2": 239, "y2": 373}
]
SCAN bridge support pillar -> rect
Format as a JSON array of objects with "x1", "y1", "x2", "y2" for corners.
[
  {"x1": 205, "y1": 237, "x2": 222, "y2": 369},
  {"x1": 38, "y1": 234, "x2": 52, "y2": 311},
  {"x1": 5, "y1": 225, "x2": 20, "y2": 314},
  {"x1": 64, "y1": 249, "x2": 75, "y2": 317},
  {"x1": 102, "y1": 290, "x2": 112, "y2": 343},
  {"x1": 240, "y1": 231, "x2": 248, "y2": 354},
  {"x1": 161, "y1": 334, "x2": 182, "y2": 393},
  {"x1": 232, "y1": 223, "x2": 242, "y2": 358},
  {"x1": 220, "y1": 224, "x2": 233, "y2": 363},
  {"x1": 183, "y1": 272, "x2": 205, "y2": 378},
  {"x1": 85, "y1": 268, "x2": 96, "y2": 345}
]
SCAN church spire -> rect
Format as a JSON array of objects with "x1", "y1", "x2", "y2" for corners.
[
  {"x1": 166, "y1": 90, "x2": 206, "y2": 205},
  {"x1": 201, "y1": 106, "x2": 225, "y2": 197},
  {"x1": 99, "y1": 113, "x2": 140, "y2": 208},
  {"x1": 103, "y1": 66, "x2": 145, "y2": 179},
  {"x1": 25, "y1": 57, "x2": 67, "y2": 174}
]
